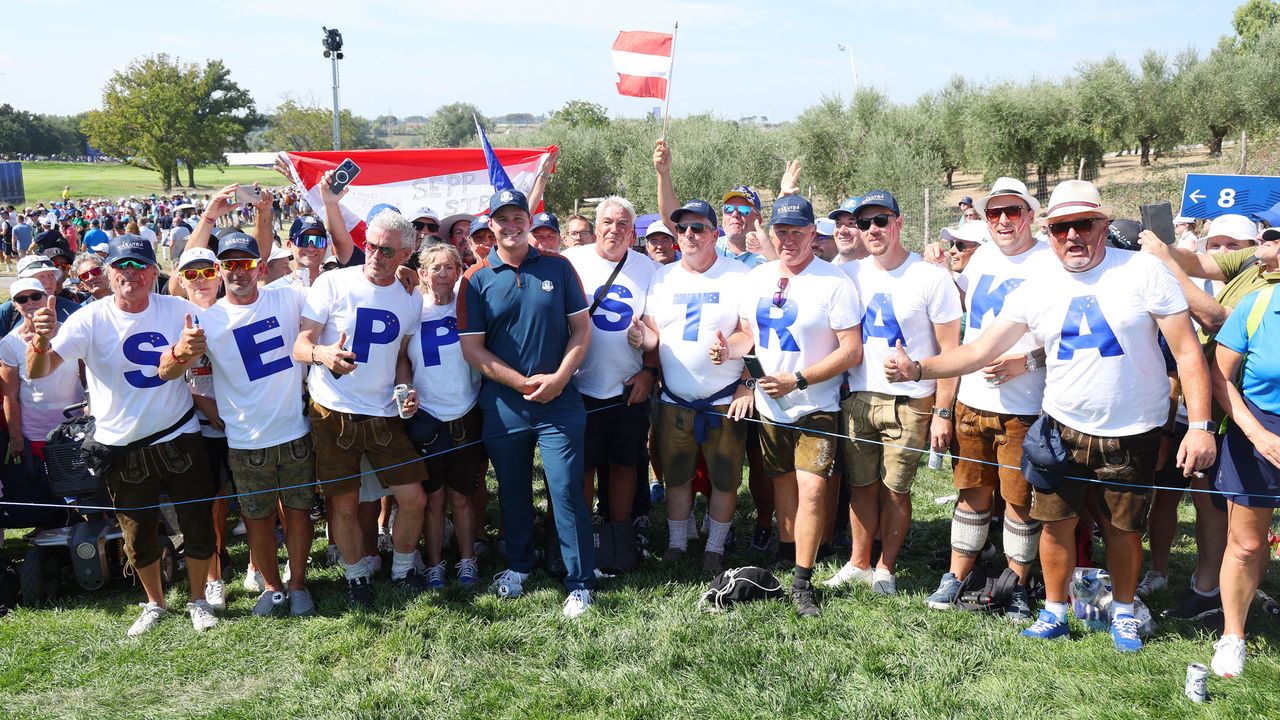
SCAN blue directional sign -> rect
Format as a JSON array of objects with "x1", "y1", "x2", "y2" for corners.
[{"x1": 1180, "y1": 173, "x2": 1280, "y2": 222}]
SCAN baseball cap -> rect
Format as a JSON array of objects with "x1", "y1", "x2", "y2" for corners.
[
  {"x1": 721, "y1": 185, "x2": 761, "y2": 210},
  {"x1": 1262, "y1": 227, "x2": 1280, "y2": 242},
  {"x1": 669, "y1": 199, "x2": 718, "y2": 228},
  {"x1": 90, "y1": 242, "x2": 109, "y2": 254},
  {"x1": 488, "y1": 189, "x2": 529, "y2": 215},
  {"x1": 268, "y1": 245, "x2": 292, "y2": 262},
  {"x1": 643, "y1": 220, "x2": 674, "y2": 239},
  {"x1": 215, "y1": 231, "x2": 261, "y2": 259},
  {"x1": 365, "y1": 203, "x2": 402, "y2": 224},
  {"x1": 828, "y1": 197, "x2": 862, "y2": 220},
  {"x1": 291, "y1": 216, "x2": 327, "y2": 240},
  {"x1": 940, "y1": 221, "x2": 988, "y2": 245},
  {"x1": 853, "y1": 190, "x2": 901, "y2": 216},
  {"x1": 816, "y1": 218, "x2": 835, "y2": 237},
  {"x1": 958, "y1": 196, "x2": 974, "y2": 207},
  {"x1": 1255, "y1": 201, "x2": 1280, "y2": 228},
  {"x1": 1204, "y1": 214, "x2": 1258, "y2": 243},
  {"x1": 531, "y1": 212, "x2": 560, "y2": 233},
  {"x1": 1107, "y1": 219, "x2": 1144, "y2": 251},
  {"x1": 106, "y1": 234, "x2": 158, "y2": 267},
  {"x1": 43, "y1": 245, "x2": 73, "y2": 262},
  {"x1": 407, "y1": 206, "x2": 439, "y2": 223},
  {"x1": 469, "y1": 215, "x2": 492, "y2": 237},
  {"x1": 16, "y1": 256, "x2": 56, "y2": 276},
  {"x1": 177, "y1": 247, "x2": 218, "y2": 270},
  {"x1": 10, "y1": 278, "x2": 45, "y2": 298},
  {"x1": 769, "y1": 196, "x2": 816, "y2": 227}
]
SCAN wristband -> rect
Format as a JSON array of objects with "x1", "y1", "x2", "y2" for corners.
[
  {"x1": 29, "y1": 340, "x2": 49, "y2": 355},
  {"x1": 912, "y1": 361, "x2": 923, "y2": 382},
  {"x1": 169, "y1": 346, "x2": 190, "y2": 364},
  {"x1": 311, "y1": 346, "x2": 320, "y2": 366}
]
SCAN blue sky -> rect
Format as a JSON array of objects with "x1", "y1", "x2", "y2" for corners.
[{"x1": 1, "y1": 0, "x2": 1242, "y2": 122}]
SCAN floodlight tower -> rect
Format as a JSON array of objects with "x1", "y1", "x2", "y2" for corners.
[{"x1": 322, "y1": 27, "x2": 345, "y2": 150}]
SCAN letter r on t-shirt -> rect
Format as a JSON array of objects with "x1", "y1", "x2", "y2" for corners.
[
  {"x1": 351, "y1": 308, "x2": 401, "y2": 363},
  {"x1": 755, "y1": 299, "x2": 800, "y2": 351},
  {"x1": 233, "y1": 316, "x2": 292, "y2": 381}
]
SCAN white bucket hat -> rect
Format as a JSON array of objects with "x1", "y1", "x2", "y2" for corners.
[
  {"x1": 940, "y1": 220, "x2": 989, "y2": 245},
  {"x1": 973, "y1": 177, "x2": 1041, "y2": 217},
  {"x1": 1204, "y1": 214, "x2": 1258, "y2": 243},
  {"x1": 1043, "y1": 180, "x2": 1113, "y2": 221}
]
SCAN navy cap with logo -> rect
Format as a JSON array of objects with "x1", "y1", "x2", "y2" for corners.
[
  {"x1": 469, "y1": 215, "x2": 492, "y2": 237},
  {"x1": 290, "y1": 215, "x2": 327, "y2": 241},
  {"x1": 853, "y1": 190, "x2": 901, "y2": 216},
  {"x1": 769, "y1": 196, "x2": 816, "y2": 227},
  {"x1": 106, "y1": 233, "x2": 158, "y2": 267},
  {"x1": 669, "y1": 199, "x2": 718, "y2": 228},
  {"x1": 531, "y1": 212, "x2": 560, "y2": 233},
  {"x1": 722, "y1": 185, "x2": 761, "y2": 210},
  {"x1": 216, "y1": 230, "x2": 261, "y2": 258},
  {"x1": 489, "y1": 189, "x2": 529, "y2": 215},
  {"x1": 828, "y1": 196, "x2": 863, "y2": 220}
]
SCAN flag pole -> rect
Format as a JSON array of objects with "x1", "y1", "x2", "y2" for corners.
[{"x1": 661, "y1": 21, "x2": 678, "y2": 140}]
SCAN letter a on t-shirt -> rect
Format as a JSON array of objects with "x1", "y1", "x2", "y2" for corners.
[
  {"x1": 1057, "y1": 295, "x2": 1123, "y2": 360},
  {"x1": 861, "y1": 293, "x2": 906, "y2": 347}
]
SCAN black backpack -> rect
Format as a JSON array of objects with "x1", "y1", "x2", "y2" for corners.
[
  {"x1": 0, "y1": 554, "x2": 17, "y2": 616},
  {"x1": 956, "y1": 562, "x2": 1022, "y2": 613},
  {"x1": 699, "y1": 566, "x2": 784, "y2": 612}
]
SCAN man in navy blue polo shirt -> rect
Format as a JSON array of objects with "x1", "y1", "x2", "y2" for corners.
[{"x1": 458, "y1": 189, "x2": 597, "y2": 619}]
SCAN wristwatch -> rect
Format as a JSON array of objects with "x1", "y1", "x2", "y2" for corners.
[
  {"x1": 794, "y1": 371, "x2": 809, "y2": 391},
  {"x1": 932, "y1": 406, "x2": 953, "y2": 420},
  {"x1": 1024, "y1": 353, "x2": 1041, "y2": 373},
  {"x1": 1187, "y1": 421, "x2": 1214, "y2": 433}
]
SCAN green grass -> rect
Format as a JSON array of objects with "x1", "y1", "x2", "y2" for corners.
[
  {"x1": 13, "y1": 162, "x2": 282, "y2": 207},
  {"x1": 2, "y1": 466, "x2": 1279, "y2": 720}
]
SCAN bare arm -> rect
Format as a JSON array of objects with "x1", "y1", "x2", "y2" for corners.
[
  {"x1": 518, "y1": 310, "x2": 592, "y2": 404},
  {"x1": 1158, "y1": 309, "x2": 1218, "y2": 475},
  {"x1": 319, "y1": 170, "x2": 356, "y2": 265},
  {"x1": 1141, "y1": 232, "x2": 1229, "y2": 332},
  {"x1": 157, "y1": 314, "x2": 205, "y2": 382},
  {"x1": 1166, "y1": 243, "x2": 1228, "y2": 282},
  {"x1": 653, "y1": 140, "x2": 679, "y2": 234},
  {"x1": 1, "y1": 363, "x2": 24, "y2": 459},
  {"x1": 526, "y1": 148, "x2": 558, "y2": 213},
  {"x1": 251, "y1": 185, "x2": 276, "y2": 259},
  {"x1": 889, "y1": 318, "x2": 1027, "y2": 382},
  {"x1": 25, "y1": 299, "x2": 65, "y2": 379},
  {"x1": 930, "y1": 318, "x2": 961, "y2": 408},
  {"x1": 292, "y1": 318, "x2": 356, "y2": 375}
]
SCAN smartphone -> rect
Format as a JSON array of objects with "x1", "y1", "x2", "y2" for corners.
[
  {"x1": 1140, "y1": 201, "x2": 1176, "y2": 245},
  {"x1": 329, "y1": 339, "x2": 354, "y2": 379},
  {"x1": 232, "y1": 185, "x2": 261, "y2": 205},
  {"x1": 328, "y1": 158, "x2": 361, "y2": 196},
  {"x1": 742, "y1": 354, "x2": 792, "y2": 411}
]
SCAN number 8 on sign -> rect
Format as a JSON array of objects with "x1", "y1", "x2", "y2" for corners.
[{"x1": 1219, "y1": 188, "x2": 1236, "y2": 208}]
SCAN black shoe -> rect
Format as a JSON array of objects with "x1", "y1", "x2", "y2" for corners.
[
  {"x1": 750, "y1": 525, "x2": 771, "y2": 553},
  {"x1": 346, "y1": 576, "x2": 374, "y2": 608},
  {"x1": 664, "y1": 547, "x2": 686, "y2": 564},
  {"x1": 392, "y1": 569, "x2": 429, "y2": 592},
  {"x1": 792, "y1": 582, "x2": 821, "y2": 618},
  {"x1": 1006, "y1": 584, "x2": 1034, "y2": 621},
  {"x1": 1162, "y1": 588, "x2": 1223, "y2": 621}
]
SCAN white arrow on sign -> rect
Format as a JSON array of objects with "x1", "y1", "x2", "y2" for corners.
[{"x1": 1188, "y1": 189, "x2": 1206, "y2": 203}]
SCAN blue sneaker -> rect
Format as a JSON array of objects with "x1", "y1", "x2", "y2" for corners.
[
  {"x1": 926, "y1": 572, "x2": 961, "y2": 610},
  {"x1": 649, "y1": 482, "x2": 665, "y2": 505},
  {"x1": 1022, "y1": 610, "x2": 1069, "y2": 640},
  {"x1": 1110, "y1": 613, "x2": 1143, "y2": 653}
]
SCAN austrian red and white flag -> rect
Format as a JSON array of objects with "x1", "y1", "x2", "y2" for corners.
[
  {"x1": 280, "y1": 147, "x2": 555, "y2": 246},
  {"x1": 612, "y1": 31, "x2": 673, "y2": 100}
]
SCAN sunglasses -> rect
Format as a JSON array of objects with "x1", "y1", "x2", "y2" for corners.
[
  {"x1": 1047, "y1": 218, "x2": 1101, "y2": 239},
  {"x1": 723, "y1": 204, "x2": 753, "y2": 216},
  {"x1": 855, "y1": 214, "x2": 895, "y2": 231},
  {"x1": 111, "y1": 259, "x2": 148, "y2": 271},
  {"x1": 412, "y1": 220, "x2": 440, "y2": 233},
  {"x1": 773, "y1": 277, "x2": 790, "y2": 308},
  {"x1": 220, "y1": 258, "x2": 261, "y2": 272},
  {"x1": 676, "y1": 222, "x2": 712, "y2": 234},
  {"x1": 77, "y1": 266, "x2": 104, "y2": 282},
  {"x1": 984, "y1": 206, "x2": 1026, "y2": 222},
  {"x1": 13, "y1": 292, "x2": 46, "y2": 304},
  {"x1": 948, "y1": 240, "x2": 980, "y2": 252},
  {"x1": 295, "y1": 233, "x2": 328, "y2": 249},
  {"x1": 365, "y1": 242, "x2": 398, "y2": 259},
  {"x1": 180, "y1": 267, "x2": 219, "y2": 281}
]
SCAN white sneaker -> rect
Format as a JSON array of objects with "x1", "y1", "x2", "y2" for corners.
[
  {"x1": 563, "y1": 589, "x2": 592, "y2": 619},
  {"x1": 232, "y1": 519, "x2": 247, "y2": 537},
  {"x1": 204, "y1": 580, "x2": 226, "y2": 612},
  {"x1": 127, "y1": 602, "x2": 167, "y2": 637},
  {"x1": 871, "y1": 568, "x2": 897, "y2": 596},
  {"x1": 1137, "y1": 570, "x2": 1168, "y2": 596},
  {"x1": 188, "y1": 599, "x2": 219, "y2": 632},
  {"x1": 1212, "y1": 634, "x2": 1246, "y2": 678},
  {"x1": 243, "y1": 568, "x2": 265, "y2": 593},
  {"x1": 822, "y1": 561, "x2": 875, "y2": 588},
  {"x1": 490, "y1": 569, "x2": 530, "y2": 599}
]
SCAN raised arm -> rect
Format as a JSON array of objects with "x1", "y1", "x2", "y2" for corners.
[
  {"x1": 526, "y1": 147, "x2": 558, "y2": 213},
  {"x1": 319, "y1": 170, "x2": 356, "y2": 265},
  {"x1": 1141, "y1": 232, "x2": 1229, "y2": 332},
  {"x1": 653, "y1": 139, "x2": 679, "y2": 234}
]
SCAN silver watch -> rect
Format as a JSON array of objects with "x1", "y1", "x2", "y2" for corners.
[
  {"x1": 1187, "y1": 421, "x2": 1214, "y2": 433},
  {"x1": 1024, "y1": 353, "x2": 1041, "y2": 373}
]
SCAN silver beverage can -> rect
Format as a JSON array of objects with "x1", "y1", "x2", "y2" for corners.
[
  {"x1": 928, "y1": 450, "x2": 943, "y2": 470},
  {"x1": 1185, "y1": 662, "x2": 1208, "y2": 703},
  {"x1": 393, "y1": 383, "x2": 414, "y2": 420}
]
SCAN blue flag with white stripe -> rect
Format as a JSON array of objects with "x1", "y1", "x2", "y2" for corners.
[{"x1": 475, "y1": 116, "x2": 514, "y2": 193}]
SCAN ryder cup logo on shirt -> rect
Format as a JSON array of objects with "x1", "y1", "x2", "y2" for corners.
[{"x1": 541, "y1": 280, "x2": 555, "y2": 292}]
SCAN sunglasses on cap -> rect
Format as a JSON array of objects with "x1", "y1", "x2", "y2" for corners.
[
  {"x1": 1047, "y1": 218, "x2": 1101, "y2": 239},
  {"x1": 111, "y1": 259, "x2": 148, "y2": 271},
  {"x1": 855, "y1": 214, "x2": 895, "y2": 231},
  {"x1": 220, "y1": 258, "x2": 260, "y2": 272},
  {"x1": 984, "y1": 205, "x2": 1026, "y2": 222},
  {"x1": 295, "y1": 233, "x2": 328, "y2": 249},
  {"x1": 723, "y1": 204, "x2": 753, "y2": 216},
  {"x1": 77, "y1": 266, "x2": 104, "y2": 282},
  {"x1": 365, "y1": 242, "x2": 398, "y2": 259},
  {"x1": 676, "y1": 222, "x2": 712, "y2": 234},
  {"x1": 180, "y1": 267, "x2": 219, "y2": 281},
  {"x1": 412, "y1": 220, "x2": 440, "y2": 233},
  {"x1": 13, "y1": 291, "x2": 46, "y2": 304}
]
